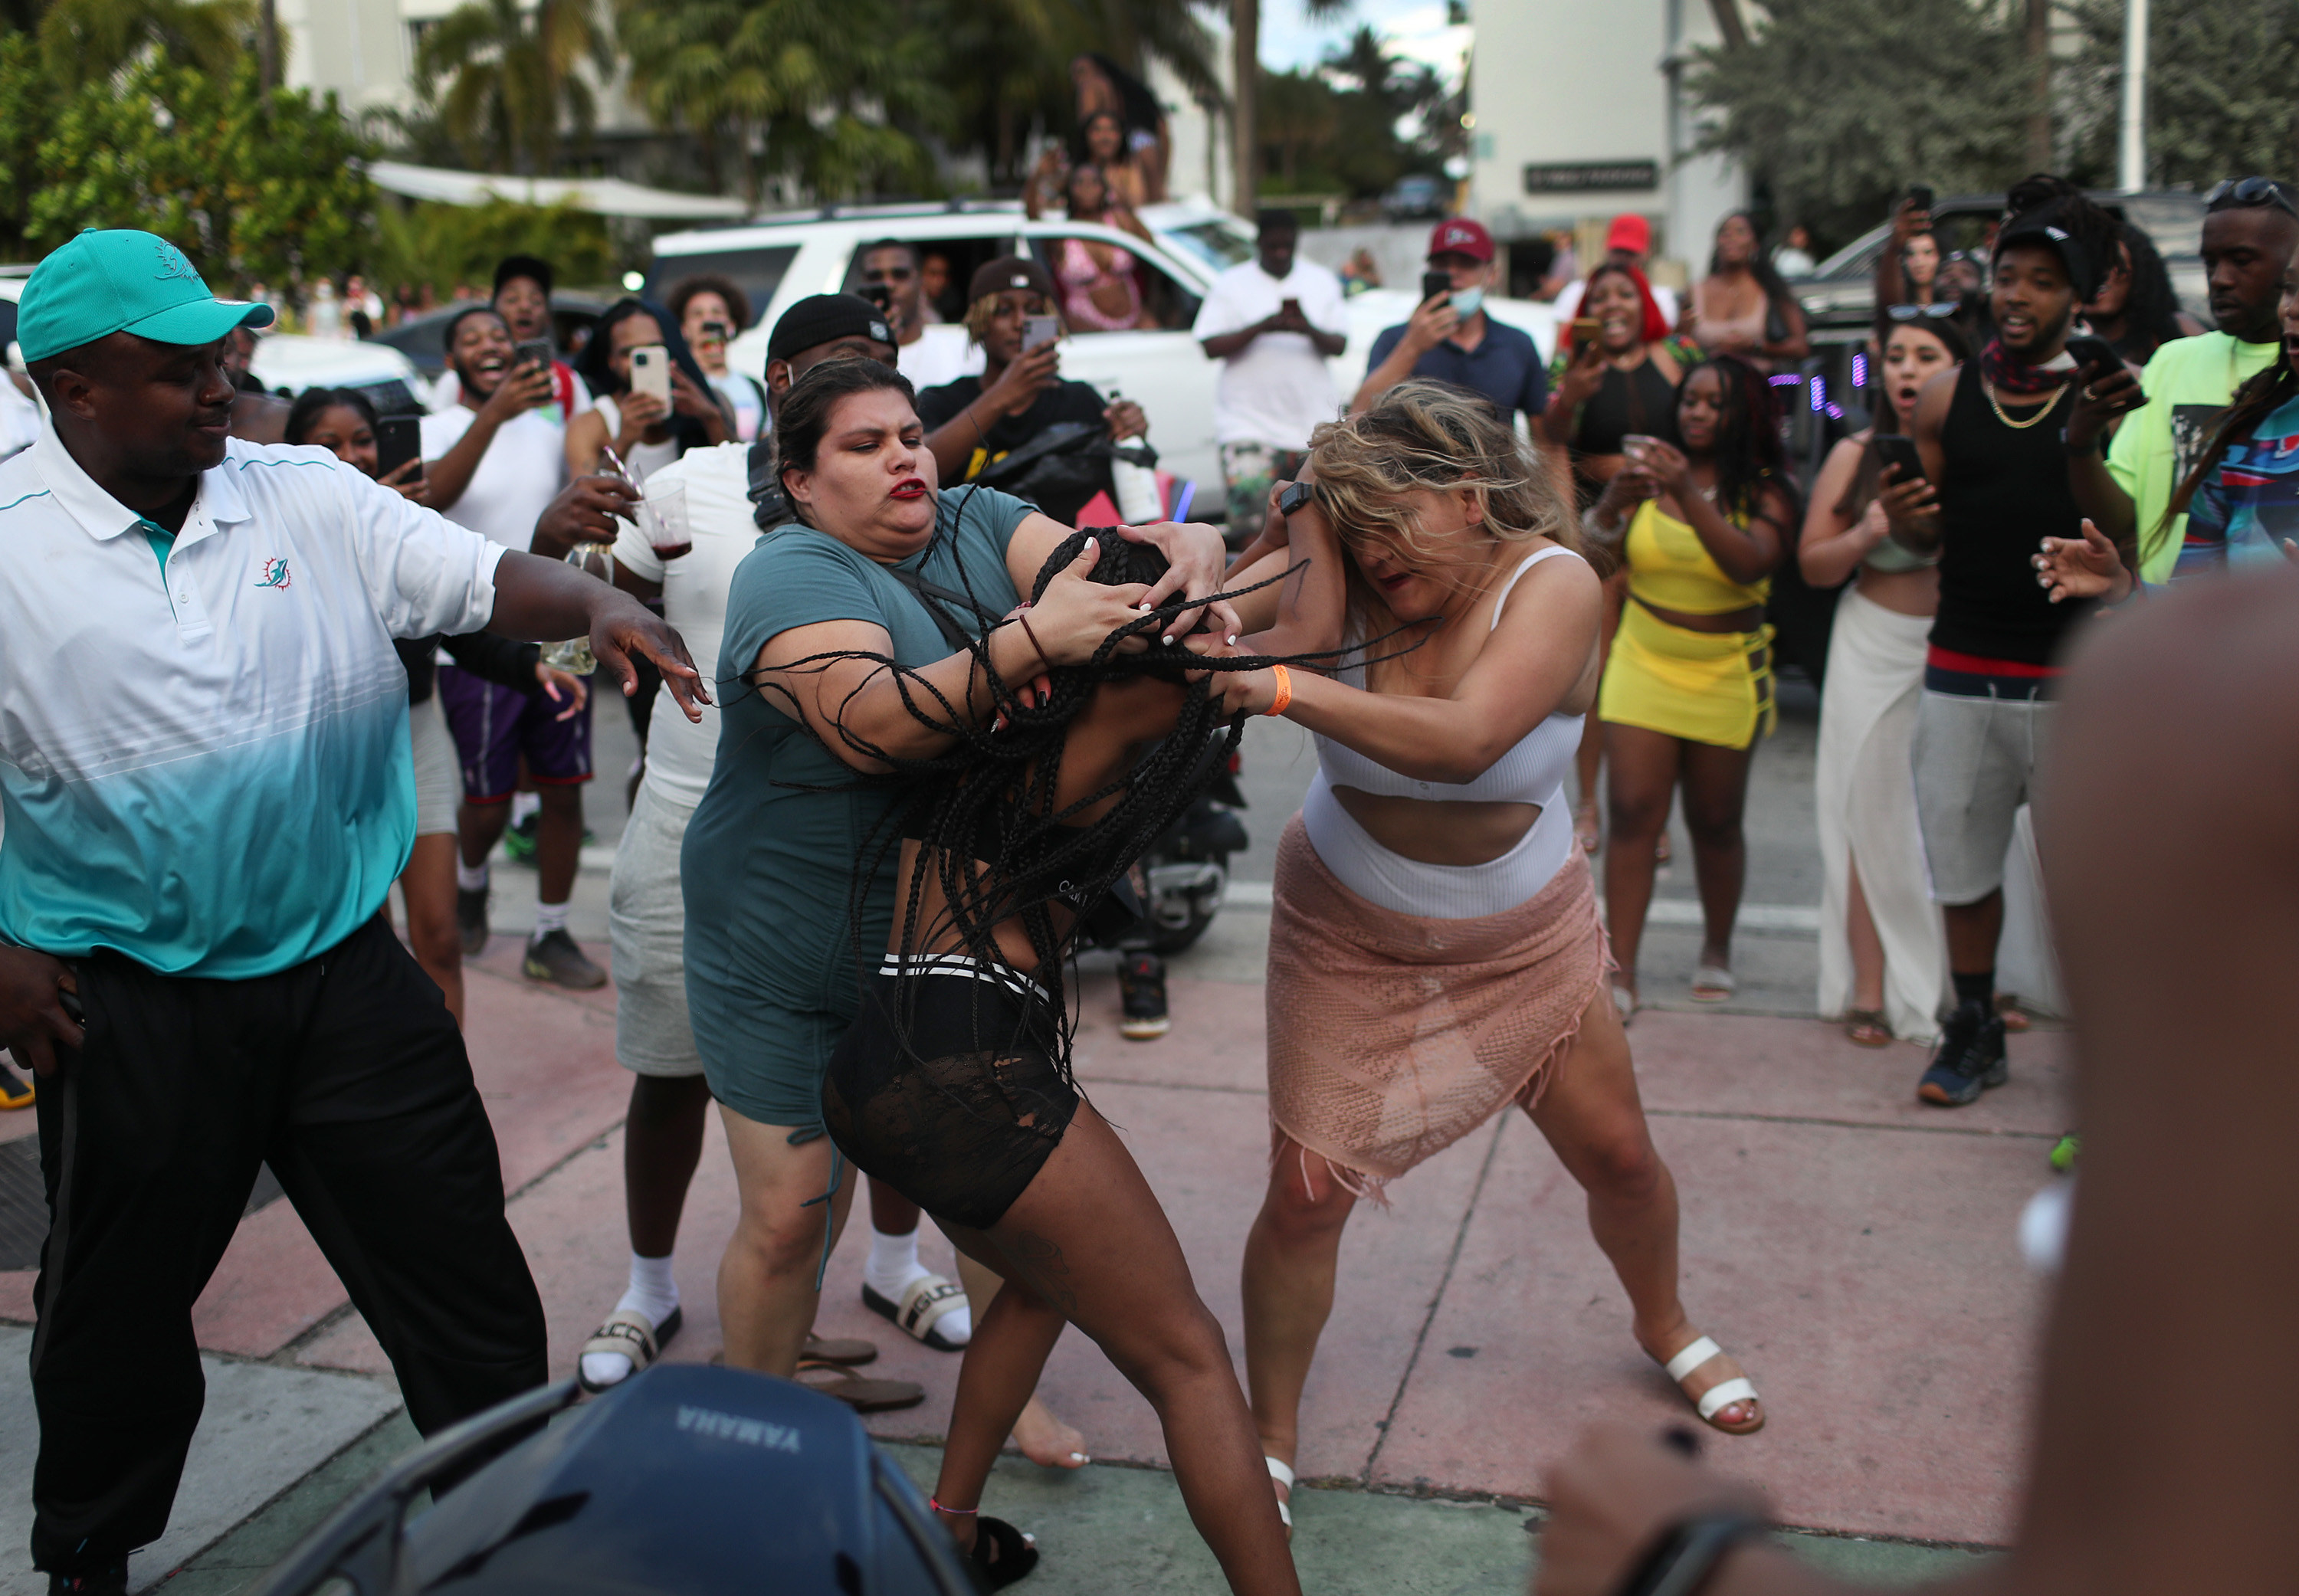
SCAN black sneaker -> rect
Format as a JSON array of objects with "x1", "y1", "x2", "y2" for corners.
[
  {"x1": 524, "y1": 928, "x2": 607, "y2": 991},
  {"x1": 50, "y1": 1566, "x2": 129, "y2": 1595},
  {"x1": 457, "y1": 885, "x2": 490, "y2": 957},
  {"x1": 1918, "y1": 1001, "x2": 2009, "y2": 1106},
  {"x1": 1117, "y1": 951, "x2": 1169, "y2": 1041}
]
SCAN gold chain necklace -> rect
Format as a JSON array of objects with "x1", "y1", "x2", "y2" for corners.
[{"x1": 1985, "y1": 380, "x2": 2066, "y2": 430}]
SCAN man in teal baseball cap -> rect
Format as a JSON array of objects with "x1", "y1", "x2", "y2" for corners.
[
  {"x1": 17, "y1": 228, "x2": 274, "y2": 365},
  {"x1": 2, "y1": 228, "x2": 710, "y2": 1595}
]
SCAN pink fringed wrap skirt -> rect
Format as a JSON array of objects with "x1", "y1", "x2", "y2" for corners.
[{"x1": 1264, "y1": 813, "x2": 1609, "y2": 1198}]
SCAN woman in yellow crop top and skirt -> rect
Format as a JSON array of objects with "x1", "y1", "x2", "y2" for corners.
[{"x1": 1588, "y1": 355, "x2": 1795, "y2": 1014}]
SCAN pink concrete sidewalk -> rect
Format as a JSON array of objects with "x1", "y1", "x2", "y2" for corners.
[{"x1": 0, "y1": 949, "x2": 2065, "y2": 1548}]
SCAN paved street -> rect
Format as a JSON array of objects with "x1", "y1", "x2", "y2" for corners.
[{"x1": 0, "y1": 676, "x2": 2065, "y2": 1592}]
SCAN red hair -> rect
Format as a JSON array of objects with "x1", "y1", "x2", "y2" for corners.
[{"x1": 1566, "y1": 262, "x2": 1669, "y2": 355}]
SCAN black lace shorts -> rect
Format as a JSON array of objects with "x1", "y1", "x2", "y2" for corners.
[{"x1": 821, "y1": 959, "x2": 1081, "y2": 1231}]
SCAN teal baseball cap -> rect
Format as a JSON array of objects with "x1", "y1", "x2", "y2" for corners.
[{"x1": 17, "y1": 229, "x2": 275, "y2": 364}]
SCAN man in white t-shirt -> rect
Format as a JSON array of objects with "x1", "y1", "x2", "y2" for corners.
[
  {"x1": 431, "y1": 254, "x2": 594, "y2": 424},
  {"x1": 418, "y1": 304, "x2": 599, "y2": 989},
  {"x1": 1192, "y1": 209, "x2": 1349, "y2": 533}
]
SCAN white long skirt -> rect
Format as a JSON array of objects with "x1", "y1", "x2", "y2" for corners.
[{"x1": 1815, "y1": 588, "x2": 1951, "y2": 1042}]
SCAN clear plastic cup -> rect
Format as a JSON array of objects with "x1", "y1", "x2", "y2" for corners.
[
  {"x1": 641, "y1": 480, "x2": 691, "y2": 559},
  {"x1": 539, "y1": 542, "x2": 613, "y2": 675}
]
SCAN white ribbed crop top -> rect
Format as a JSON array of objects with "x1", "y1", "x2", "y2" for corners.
[
  {"x1": 1313, "y1": 546, "x2": 1588, "y2": 805},
  {"x1": 1302, "y1": 546, "x2": 1590, "y2": 919}
]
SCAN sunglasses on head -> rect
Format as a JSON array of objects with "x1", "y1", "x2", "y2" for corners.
[
  {"x1": 1885, "y1": 302, "x2": 1959, "y2": 320},
  {"x1": 2204, "y1": 177, "x2": 2299, "y2": 218}
]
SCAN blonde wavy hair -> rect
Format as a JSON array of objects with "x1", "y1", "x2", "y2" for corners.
[{"x1": 1304, "y1": 381, "x2": 1596, "y2": 615}]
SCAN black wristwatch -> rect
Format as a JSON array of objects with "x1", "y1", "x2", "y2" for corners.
[
  {"x1": 1277, "y1": 479, "x2": 1316, "y2": 518},
  {"x1": 1610, "y1": 1510, "x2": 1769, "y2": 1596}
]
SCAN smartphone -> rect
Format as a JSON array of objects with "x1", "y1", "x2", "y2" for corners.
[
  {"x1": 860, "y1": 282, "x2": 894, "y2": 313},
  {"x1": 376, "y1": 415, "x2": 422, "y2": 481},
  {"x1": 2063, "y1": 335, "x2": 2124, "y2": 378},
  {"x1": 1570, "y1": 316, "x2": 1602, "y2": 342},
  {"x1": 1907, "y1": 184, "x2": 1934, "y2": 213},
  {"x1": 1281, "y1": 297, "x2": 1303, "y2": 322},
  {"x1": 1872, "y1": 433, "x2": 1927, "y2": 484},
  {"x1": 1621, "y1": 433, "x2": 1662, "y2": 464},
  {"x1": 512, "y1": 337, "x2": 553, "y2": 375},
  {"x1": 1421, "y1": 270, "x2": 1452, "y2": 306},
  {"x1": 1022, "y1": 314, "x2": 1060, "y2": 353},
  {"x1": 628, "y1": 345, "x2": 671, "y2": 406}
]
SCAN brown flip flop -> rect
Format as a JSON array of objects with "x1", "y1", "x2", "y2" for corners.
[
  {"x1": 802, "y1": 1332, "x2": 878, "y2": 1367},
  {"x1": 795, "y1": 1362, "x2": 926, "y2": 1413}
]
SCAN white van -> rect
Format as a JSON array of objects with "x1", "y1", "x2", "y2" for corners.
[{"x1": 648, "y1": 199, "x2": 1556, "y2": 519}]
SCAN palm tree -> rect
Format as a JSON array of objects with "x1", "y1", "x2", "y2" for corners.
[
  {"x1": 415, "y1": 0, "x2": 615, "y2": 175},
  {"x1": 36, "y1": 0, "x2": 257, "y2": 87},
  {"x1": 1231, "y1": 0, "x2": 1351, "y2": 218},
  {"x1": 616, "y1": 0, "x2": 945, "y2": 203}
]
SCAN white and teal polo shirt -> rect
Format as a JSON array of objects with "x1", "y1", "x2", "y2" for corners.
[{"x1": 0, "y1": 422, "x2": 506, "y2": 978}]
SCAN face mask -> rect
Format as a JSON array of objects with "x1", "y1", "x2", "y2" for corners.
[{"x1": 1450, "y1": 287, "x2": 1484, "y2": 318}]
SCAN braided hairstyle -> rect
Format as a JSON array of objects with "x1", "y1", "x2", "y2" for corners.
[{"x1": 1681, "y1": 353, "x2": 1798, "y2": 529}]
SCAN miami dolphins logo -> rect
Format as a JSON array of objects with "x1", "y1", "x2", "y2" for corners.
[
  {"x1": 253, "y1": 558, "x2": 291, "y2": 588},
  {"x1": 153, "y1": 241, "x2": 201, "y2": 282}
]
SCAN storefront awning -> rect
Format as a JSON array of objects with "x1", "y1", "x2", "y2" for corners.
[{"x1": 363, "y1": 160, "x2": 748, "y2": 221}]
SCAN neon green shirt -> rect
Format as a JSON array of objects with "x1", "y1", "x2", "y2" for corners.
[{"x1": 2110, "y1": 332, "x2": 2281, "y2": 584}]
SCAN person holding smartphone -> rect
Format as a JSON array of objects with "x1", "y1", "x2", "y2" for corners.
[
  {"x1": 1192, "y1": 208, "x2": 1350, "y2": 537},
  {"x1": 418, "y1": 305, "x2": 603, "y2": 990},
  {"x1": 1350, "y1": 218, "x2": 1548, "y2": 424},
  {"x1": 564, "y1": 297, "x2": 731, "y2": 484},
  {"x1": 1878, "y1": 182, "x2": 2124, "y2": 1108},
  {"x1": 1796, "y1": 316, "x2": 1970, "y2": 1048},
  {"x1": 285, "y1": 386, "x2": 589, "y2": 1027},
  {"x1": 915, "y1": 256, "x2": 1148, "y2": 527},
  {"x1": 670, "y1": 274, "x2": 768, "y2": 442}
]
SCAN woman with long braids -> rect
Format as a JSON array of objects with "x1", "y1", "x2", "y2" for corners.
[
  {"x1": 789, "y1": 506, "x2": 1331, "y2": 1588},
  {"x1": 1592, "y1": 356, "x2": 1794, "y2": 1011},
  {"x1": 1800, "y1": 316, "x2": 1969, "y2": 1046},
  {"x1": 1218, "y1": 382, "x2": 1764, "y2": 1540},
  {"x1": 678, "y1": 359, "x2": 1238, "y2": 1476}
]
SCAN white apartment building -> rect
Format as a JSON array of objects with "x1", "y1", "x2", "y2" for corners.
[{"x1": 1468, "y1": 0, "x2": 1747, "y2": 290}]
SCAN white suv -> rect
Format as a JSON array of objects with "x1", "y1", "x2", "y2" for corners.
[{"x1": 647, "y1": 198, "x2": 1556, "y2": 516}]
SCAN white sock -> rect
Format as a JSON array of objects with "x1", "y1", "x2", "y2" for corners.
[
  {"x1": 579, "y1": 1253, "x2": 680, "y2": 1391},
  {"x1": 864, "y1": 1227, "x2": 970, "y2": 1345},
  {"x1": 510, "y1": 791, "x2": 541, "y2": 827},
  {"x1": 532, "y1": 900, "x2": 569, "y2": 939},
  {"x1": 456, "y1": 858, "x2": 489, "y2": 892}
]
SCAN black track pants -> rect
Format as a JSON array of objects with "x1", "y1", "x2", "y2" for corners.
[{"x1": 28, "y1": 916, "x2": 546, "y2": 1574}]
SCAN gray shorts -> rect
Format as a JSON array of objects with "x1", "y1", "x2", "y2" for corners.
[
  {"x1": 608, "y1": 782, "x2": 704, "y2": 1077},
  {"x1": 1912, "y1": 689, "x2": 2052, "y2": 906},
  {"x1": 411, "y1": 693, "x2": 461, "y2": 837}
]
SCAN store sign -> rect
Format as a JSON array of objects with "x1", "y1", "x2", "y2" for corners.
[{"x1": 1522, "y1": 161, "x2": 1660, "y2": 194}]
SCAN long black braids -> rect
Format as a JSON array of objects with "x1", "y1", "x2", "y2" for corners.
[{"x1": 771, "y1": 519, "x2": 1337, "y2": 1086}]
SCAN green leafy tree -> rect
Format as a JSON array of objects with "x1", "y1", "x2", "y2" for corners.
[
  {"x1": 415, "y1": 0, "x2": 615, "y2": 175},
  {"x1": 372, "y1": 198, "x2": 615, "y2": 297},
  {"x1": 29, "y1": 57, "x2": 373, "y2": 288},
  {"x1": 0, "y1": 28, "x2": 51, "y2": 259},
  {"x1": 1685, "y1": 0, "x2": 2035, "y2": 249},
  {"x1": 1250, "y1": 28, "x2": 1450, "y2": 202},
  {"x1": 34, "y1": 0, "x2": 257, "y2": 88},
  {"x1": 2061, "y1": 0, "x2": 2299, "y2": 188},
  {"x1": 615, "y1": 0, "x2": 945, "y2": 202}
]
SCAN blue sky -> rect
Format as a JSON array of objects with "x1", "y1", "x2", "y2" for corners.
[{"x1": 1256, "y1": 0, "x2": 1472, "y2": 87}]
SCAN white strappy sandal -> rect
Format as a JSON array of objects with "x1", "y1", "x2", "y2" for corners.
[
  {"x1": 1663, "y1": 1335, "x2": 1764, "y2": 1435},
  {"x1": 1265, "y1": 1456, "x2": 1294, "y2": 1535}
]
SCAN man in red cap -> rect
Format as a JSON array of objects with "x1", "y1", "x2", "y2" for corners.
[
  {"x1": 1553, "y1": 213, "x2": 1680, "y2": 330},
  {"x1": 1352, "y1": 217, "x2": 1549, "y2": 424}
]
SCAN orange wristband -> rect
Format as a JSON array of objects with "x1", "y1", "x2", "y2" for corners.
[{"x1": 1264, "y1": 664, "x2": 1293, "y2": 718}]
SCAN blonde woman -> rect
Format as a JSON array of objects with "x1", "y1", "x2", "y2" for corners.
[{"x1": 1214, "y1": 382, "x2": 1764, "y2": 1535}]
